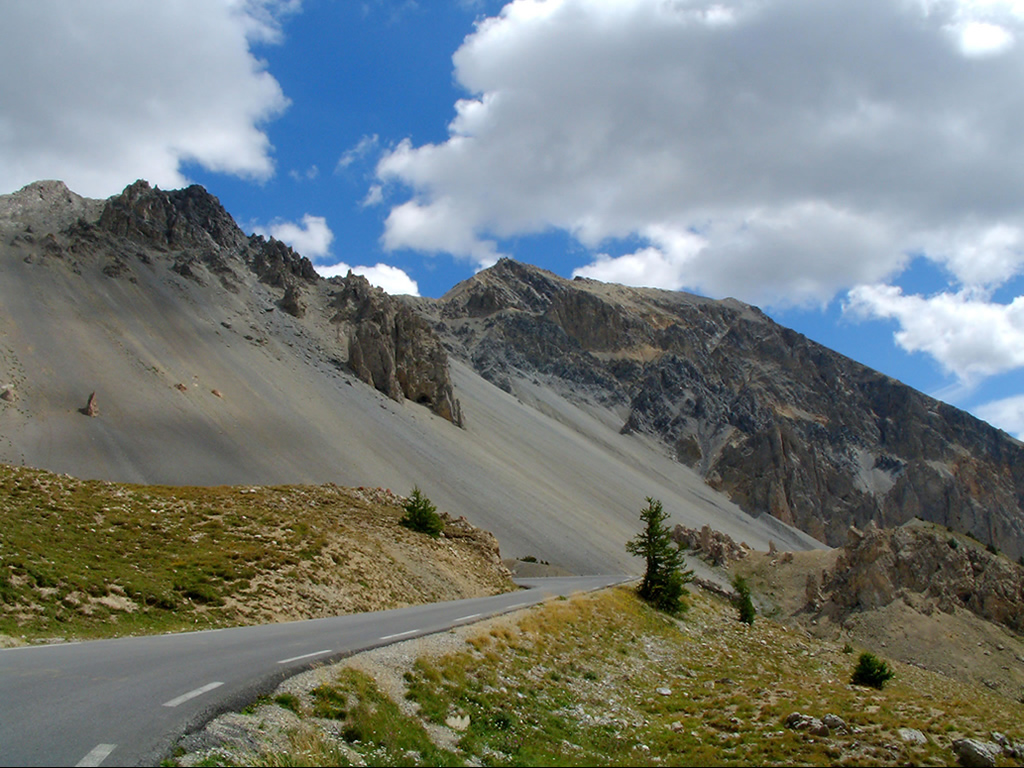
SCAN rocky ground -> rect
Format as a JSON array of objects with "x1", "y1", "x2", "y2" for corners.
[{"x1": 729, "y1": 521, "x2": 1024, "y2": 704}]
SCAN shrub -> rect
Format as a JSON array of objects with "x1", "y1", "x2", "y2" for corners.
[
  {"x1": 851, "y1": 652, "x2": 895, "y2": 689},
  {"x1": 400, "y1": 487, "x2": 444, "y2": 538},
  {"x1": 274, "y1": 692, "x2": 302, "y2": 713},
  {"x1": 625, "y1": 497, "x2": 693, "y2": 615},
  {"x1": 733, "y1": 575, "x2": 756, "y2": 625}
]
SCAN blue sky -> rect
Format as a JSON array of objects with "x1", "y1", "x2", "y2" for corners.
[{"x1": 5, "y1": 0, "x2": 1024, "y2": 437}]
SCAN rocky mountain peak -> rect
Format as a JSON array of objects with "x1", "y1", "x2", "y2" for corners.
[
  {"x1": 97, "y1": 179, "x2": 249, "y2": 253},
  {"x1": 441, "y1": 258, "x2": 568, "y2": 317}
]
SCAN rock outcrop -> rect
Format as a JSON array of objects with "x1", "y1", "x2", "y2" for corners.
[
  {"x1": 672, "y1": 524, "x2": 749, "y2": 566},
  {"x1": 820, "y1": 522, "x2": 1024, "y2": 633},
  {"x1": 80, "y1": 392, "x2": 99, "y2": 418},
  {"x1": 428, "y1": 259, "x2": 1024, "y2": 560},
  {"x1": 332, "y1": 273, "x2": 463, "y2": 426}
]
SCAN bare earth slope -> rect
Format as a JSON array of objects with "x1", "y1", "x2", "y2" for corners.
[{"x1": 0, "y1": 180, "x2": 815, "y2": 576}]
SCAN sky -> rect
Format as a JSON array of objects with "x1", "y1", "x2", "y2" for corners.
[{"x1": 4, "y1": 0, "x2": 1024, "y2": 438}]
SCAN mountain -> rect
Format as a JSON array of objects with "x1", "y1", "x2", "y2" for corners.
[
  {"x1": 1, "y1": 179, "x2": 1020, "y2": 570},
  {"x1": 424, "y1": 259, "x2": 1024, "y2": 562}
]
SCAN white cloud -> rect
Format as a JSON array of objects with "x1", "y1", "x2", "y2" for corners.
[
  {"x1": 376, "y1": 0, "x2": 1024, "y2": 308},
  {"x1": 845, "y1": 285, "x2": 1024, "y2": 381},
  {"x1": 362, "y1": 184, "x2": 385, "y2": 207},
  {"x1": 575, "y1": 204, "x2": 904, "y2": 306},
  {"x1": 0, "y1": 0, "x2": 293, "y2": 198},
  {"x1": 336, "y1": 134, "x2": 380, "y2": 172},
  {"x1": 953, "y1": 20, "x2": 1015, "y2": 55},
  {"x1": 975, "y1": 394, "x2": 1024, "y2": 438},
  {"x1": 256, "y1": 214, "x2": 334, "y2": 258},
  {"x1": 921, "y1": 224, "x2": 1024, "y2": 287},
  {"x1": 314, "y1": 261, "x2": 420, "y2": 295}
]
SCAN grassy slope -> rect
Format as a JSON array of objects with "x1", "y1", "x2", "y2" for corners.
[
  {"x1": 171, "y1": 586, "x2": 1024, "y2": 767},
  {"x1": 0, "y1": 463, "x2": 515, "y2": 642}
]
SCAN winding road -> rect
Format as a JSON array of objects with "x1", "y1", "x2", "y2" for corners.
[{"x1": 0, "y1": 575, "x2": 629, "y2": 767}]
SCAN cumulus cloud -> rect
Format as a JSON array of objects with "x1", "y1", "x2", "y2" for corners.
[
  {"x1": 0, "y1": 0, "x2": 293, "y2": 198},
  {"x1": 845, "y1": 285, "x2": 1024, "y2": 382},
  {"x1": 314, "y1": 261, "x2": 420, "y2": 296},
  {"x1": 375, "y1": 0, "x2": 1024, "y2": 308},
  {"x1": 255, "y1": 214, "x2": 334, "y2": 258}
]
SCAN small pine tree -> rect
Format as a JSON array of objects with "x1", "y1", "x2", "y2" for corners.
[
  {"x1": 400, "y1": 487, "x2": 444, "y2": 538},
  {"x1": 626, "y1": 497, "x2": 693, "y2": 614},
  {"x1": 733, "y1": 575, "x2": 756, "y2": 625},
  {"x1": 851, "y1": 652, "x2": 895, "y2": 689}
]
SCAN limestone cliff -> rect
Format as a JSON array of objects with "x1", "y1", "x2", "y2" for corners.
[{"x1": 333, "y1": 273, "x2": 462, "y2": 426}]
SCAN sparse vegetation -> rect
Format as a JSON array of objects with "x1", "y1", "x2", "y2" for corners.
[
  {"x1": 400, "y1": 486, "x2": 444, "y2": 539},
  {"x1": 0, "y1": 465, "x2": 512, "y2": 642},
  {"x1": 625, "y1": 497, "x2": 693, "y2": 614},
  {"x1": 852, "y1": 651, "x2": 896, "y2": 690}
]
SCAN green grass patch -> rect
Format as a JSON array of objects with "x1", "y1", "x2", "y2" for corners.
[{"x1": 0, "y1": 464, "x2": 441, "y2": 641}]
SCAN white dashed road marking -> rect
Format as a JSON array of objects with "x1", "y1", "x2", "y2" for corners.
[
  {"x1": 379, "y1": 629, "x2": 419, "y2": 641},
  {"x1": 162, "y1": 681, "x2": 224, "y2": 708},
  {"x1": 75, "y1": 743, "x2": 116, "y2": 767},
  {"x1": 277, "y1": 649, "x2": 333, "y2": 664},
  {"x1": 454, "y1": 613, "x2": 481, "y2": 622}
]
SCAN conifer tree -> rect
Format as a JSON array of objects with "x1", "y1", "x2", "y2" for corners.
[
  {"x1": 400, "y1": 487, "x2": 444, "y2": 538},
  {"x1": 626, "y1": 497, "x2": 693, "y2": 614},
  {"x1": 733, "y1": 575, "x2": 756, "y2": 625}
]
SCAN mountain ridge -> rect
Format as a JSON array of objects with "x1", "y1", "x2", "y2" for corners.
[
  {"x1": 2, "y1": 179, "x2": 1021, "y2": 565},
  {"x1": 1, "y1": 179, "x2": 819, "y2": 577}
]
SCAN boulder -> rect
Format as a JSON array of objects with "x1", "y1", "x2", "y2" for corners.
[
  {"x1": 785, "y1": 712, "x2": 830, "y2": 737},
  {"x1": 952, "y1": 738, "x2": 1001, "y2": 768},
  {"x1": 822, "y1": 714, "x2": 847, "y2": 732},
  {"x1": 898, "y1": 727, "x2": 926, "y2": 745},
  {"x1": 80, "y1": 392, "x2": 98, "y2": 417}
]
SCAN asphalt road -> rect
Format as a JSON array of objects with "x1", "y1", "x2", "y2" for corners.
[{"x1": 0, "y1": 575, "x2": 629, "y2": 767}]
